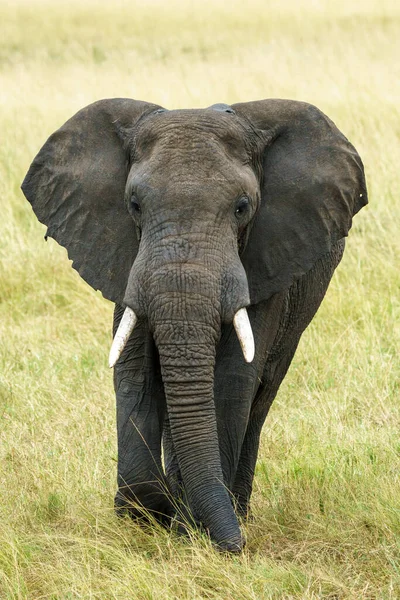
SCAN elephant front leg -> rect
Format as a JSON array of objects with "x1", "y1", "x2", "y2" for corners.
[
  {"x1": 232, "y1": 346, "x2": 298, "y2": 518},
  {"x1": 214, "y1": 294, "x2": 286, "y2": 497},
  {"x1": 113, "y1": 305, "x2": 173, "y2": 523},
  {"x1": 233, "y1": 245, "x2": 346, "y2": 516},
  {"x1": 213, "y1": 326, "x2": 265, "y2": 497}
]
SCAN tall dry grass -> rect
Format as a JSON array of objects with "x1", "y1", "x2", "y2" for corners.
[{"x1": 1, "y1": 0, "x2": 399, "y2": 598}]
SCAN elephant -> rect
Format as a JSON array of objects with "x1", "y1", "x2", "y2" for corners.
[{"x1": 21, "y1": 98, "x2": 367, "y2": 552}]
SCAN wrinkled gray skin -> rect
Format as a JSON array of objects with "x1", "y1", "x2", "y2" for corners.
[{"x1": 22, "y1": 99, "x2": 367, "y2": 552}]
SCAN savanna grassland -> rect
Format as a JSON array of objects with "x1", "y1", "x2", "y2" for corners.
[{"x1": 1, "y1": 0, "x2": 399, "y2": 597}]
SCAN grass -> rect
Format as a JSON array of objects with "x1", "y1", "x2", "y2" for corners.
[{"x1": 1, "y1": 0, "x2": 399, "y2": 597}]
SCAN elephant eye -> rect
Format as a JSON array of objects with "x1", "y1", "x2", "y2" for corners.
[
  {"x1": 235, "y1": 196, "x2": 250, "y2": 218},
  {"x1": 132, "y1": 201, "x2": 141, "y2": 212},
  {"x1": 128, "y1": 195, "x2": 141, "y2": 215}
]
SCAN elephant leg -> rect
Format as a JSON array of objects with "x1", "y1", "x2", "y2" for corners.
[
  {"x1": 113, "y1": 305, "x2": 173, "y2": 523},
  {"x1": 214, "y1": 292, "x2": 287, "y2": 494},
  {"x1": 232, "y1": 242, "x2": 345, "y2": 516},
  {"x1": 213, "y1": 330, "x2": 259, "y2": 492},
  {"x1": 232, "y1": 346, "x2": 298, "y2": 518}
]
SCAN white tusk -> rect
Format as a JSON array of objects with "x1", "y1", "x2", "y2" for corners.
[
  {"x1": 233, "y1": 308, "x2": 255, "y2": 363},
  {"x1": 108, "y1": 307, "x2": 137, "y2": 368}
]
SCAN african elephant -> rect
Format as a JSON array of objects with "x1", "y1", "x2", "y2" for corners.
[{"x1": 22, "y1": 98, "x2": 367, "y2": 552}]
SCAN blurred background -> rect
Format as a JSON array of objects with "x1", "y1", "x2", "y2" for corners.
[{"x1": 1, "y1": 1, "x2": 399, "y2": 598}]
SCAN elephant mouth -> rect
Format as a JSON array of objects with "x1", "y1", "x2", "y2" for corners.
[{"x1": 108, "y1": 305, "x2": 254, "y2": 368}]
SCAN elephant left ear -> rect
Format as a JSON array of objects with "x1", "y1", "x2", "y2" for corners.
[{"x1": 232, "y1": 99, "x2": 368, "y2": 304}]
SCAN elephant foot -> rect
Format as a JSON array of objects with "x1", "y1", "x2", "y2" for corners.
[{"x1": 114, "y1": 482, "x2": 174, "y2": 527}]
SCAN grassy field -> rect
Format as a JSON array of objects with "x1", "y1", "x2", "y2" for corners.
[{"x1": 1, "y1": 0, "x2": 399, "y2": 597}]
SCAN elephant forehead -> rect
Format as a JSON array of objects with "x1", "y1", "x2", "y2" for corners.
[
  {"x1": 134, "y1": 109, "x2": 252, "y2": 164},
  {"x1": 130, "y1": 155, "x2": 258, "y2": 205}
]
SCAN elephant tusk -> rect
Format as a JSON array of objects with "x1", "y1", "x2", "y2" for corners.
[
  {"x1": 108, "y1": 307, "x2": 137, "y2": 368},
  {"x1": 233, "y1": 308, "x2": 255, "y2": 363}
]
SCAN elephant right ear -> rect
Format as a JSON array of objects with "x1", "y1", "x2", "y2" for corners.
[{"x1": 21, "y1": 98, "x2": 163, "y2": 304}]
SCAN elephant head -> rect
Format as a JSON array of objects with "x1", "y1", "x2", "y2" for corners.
[{"x1": 21, "y1": 98, "x2": 367, "y2": 551}]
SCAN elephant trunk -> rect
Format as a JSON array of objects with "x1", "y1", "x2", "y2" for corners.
[
  {"x1": 147, "y1": 268, "x2": 243, "y2": 551},
  {"x1": 117, "y1": 222, "x2": 251, "y2": 550}
]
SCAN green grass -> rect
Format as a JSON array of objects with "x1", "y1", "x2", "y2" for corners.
[{"x1": 1, "y1": 0, "x2": 399, "y2": 597}]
